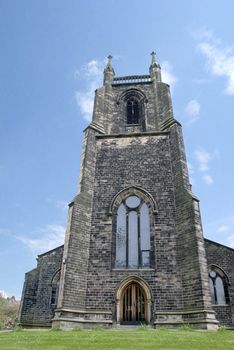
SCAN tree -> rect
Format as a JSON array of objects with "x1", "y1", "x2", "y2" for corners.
[{"x1": 0, "y1": 293, "x2": 20, "y2": 328}]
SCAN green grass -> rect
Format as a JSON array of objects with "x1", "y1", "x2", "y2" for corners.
[{"x1": 0, "y1": 328, "x2": 234, "y2": 350}]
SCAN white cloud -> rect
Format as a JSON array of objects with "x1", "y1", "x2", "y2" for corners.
[
  {"x1": 18, "y1": 224, "x2": 65, "y2": 255},
  {"x1": 185, "y1": 99, "x2": 200, "y2": 123},
  {"x1": 194, "y1": 148, "x2": 212, "y2": 172},
  {"x1": 74, "y1": 59, "x2": 104, "y2": 80},
  {"x1": 75, "y1": 59, "x2": 106, "y2": 121},
  {"x1": 75, "y1": 90, "x2": 94, "y2": 121},
  {"x1": 161, "y1": 61, "x2": 177, "y2": 92},
  {"x1": 217, "y1": 225, "x2": 229, "y2": 233},
  {"x1": 202, "y1": 174, "x2": 214, "y2": 185},
  {"x1": 197, "y1": 31, "x2": 234, "y2": 95},
  {"x1": 84, "y1": 60, "x2": 103, "y2": 78},
  {"x1": 204, "y1": 215, "x2": 234, "y2": 248},
  {"x1": 192, "y1": 147, "x2": 219, "y2": 185}
]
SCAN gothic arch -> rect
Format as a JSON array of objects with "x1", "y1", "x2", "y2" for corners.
[
  {"x1": 117, "y1": 88, "x2": 147, "y2": 104},
  {"x1": 50, "y1": 269, "x2": 61, "y2": 307},
  {"x1": 209, "y1": 265, "x2": 230, "y2": 305},
  {"x1": 115, "y1": 276, "x2": 152, "y2": 323},
  {"x1": 209, "y1": 264, "x2": 230, "y2": 283},
  {"x1": 116, "y1": 89, "x2": 148, "y2": 129},
  {"x1": 50, "y1": 269, "x2": 61, "y2": 285},
  {"x1": 109, "y1": 186, "x2": 157, "y2": 215}
]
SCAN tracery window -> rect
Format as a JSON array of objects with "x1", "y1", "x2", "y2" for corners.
[
  {"x1": 209, "y1": 267, "x2": 229, "y2": 305},
  {"x1": 127, "y1": 98, "x2": 139, "y2": 124},
  {"x1": 116, "y1": 195, "x2": 150, "y2": 268}
]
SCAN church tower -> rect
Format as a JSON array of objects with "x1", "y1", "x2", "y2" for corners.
[{"x1": 50, "y1": 53, "x2": 218, "y2": 329}]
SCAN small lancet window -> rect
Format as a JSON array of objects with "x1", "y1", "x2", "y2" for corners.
[
  {"x1": 209, "y1": 267, "x2": 230, "y2": 305},
  {"x1": 127, "y1": 98, "x2": 139, "y2": 124},
  {"x1": 51, "y1": 270, "x2": 60, "y2": 307},
  {"x1": 116, "y1": 195, "x2": 150, "y2": 268}
]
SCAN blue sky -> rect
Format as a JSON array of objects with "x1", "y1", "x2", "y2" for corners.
[{"x1": 0, "y1": 0, "x2": 234, "y2": 299}]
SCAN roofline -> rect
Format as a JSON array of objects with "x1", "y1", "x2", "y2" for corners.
[
  {"x1": 37, "y1": 244, "x2": 64, "y2": 258},
  {"x1": 204, "y1": 238, "x2": 234, "y2": 252}
]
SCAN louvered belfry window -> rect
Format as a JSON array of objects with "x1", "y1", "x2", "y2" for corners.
[{"x1": 127, "y1": 98, "x2": 139, "y2": 124}]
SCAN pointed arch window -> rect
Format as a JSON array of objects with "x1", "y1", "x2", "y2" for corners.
[
  {"x1": 51, "y1": 270, "x2": 60, "y2": 307},
  {"x1": 127, "y1": 98, "x2": 139, "y2": 124},
  {"x1": 209, "y1": 267, "x2": 230, "y2": 305},
  {"x1": 116, "y1": 195, "x2": 150, "y2": 268}
]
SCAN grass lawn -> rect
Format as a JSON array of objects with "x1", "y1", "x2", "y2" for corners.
[{"x1": 0, "y1": 328, "x2": 234, "y2": 350}]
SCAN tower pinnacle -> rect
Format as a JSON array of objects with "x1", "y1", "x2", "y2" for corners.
[
  {"x1": 149, "y1": 51, "x2": 161, "y2": 82},
  {"x1": 103, "y1": 54, "x2": 115, "y2": 86},
  {"x1": 105, "y1": 55, "x2": 114, "y2": 70},
  {"x1": 151, "y1": 51, "x2": 157, "y2": 65}
]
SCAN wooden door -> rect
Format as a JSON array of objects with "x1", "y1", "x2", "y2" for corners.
[{"x1": 121, "y1": 283, "x2": 146, "y2": 324}]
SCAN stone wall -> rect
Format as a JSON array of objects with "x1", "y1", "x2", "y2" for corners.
[{"x1": 19, "y1": 245, "x2": 63, "y2": 326}]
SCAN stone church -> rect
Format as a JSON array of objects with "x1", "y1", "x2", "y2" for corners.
[{"x1": 19, "y1": 53, "x2": 234, "y2": 329}]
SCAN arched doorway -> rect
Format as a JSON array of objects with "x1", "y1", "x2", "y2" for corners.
[
  {"x1": 121, "y1": 282, "x2": 146, "y2": 324},
  {"x1": 116, "y1": 277, "x2": 152, "y2": 325}
]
